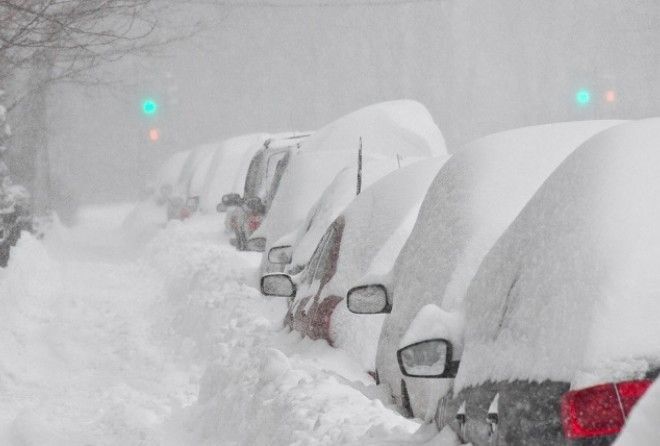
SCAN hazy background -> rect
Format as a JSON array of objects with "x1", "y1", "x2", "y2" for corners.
[{"x1": 34, "y1": 0, "x2": 660, "y2": 203}]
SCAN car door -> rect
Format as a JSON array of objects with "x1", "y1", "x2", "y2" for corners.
[
  {"x1": 287, "y1": 228, "x2": 332, "y2": 334},
  {"x1": 307, "y1": 218, "x2": 344, "y2": 342}
]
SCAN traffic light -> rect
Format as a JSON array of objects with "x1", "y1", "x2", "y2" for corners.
[
  {"x1": 605, "y1": 90, "x2": 616, "y2": 103},
  {"x1": 142, "y1": 98, "x2": 158, "y2": 116},
  {"x1": 149, "y1": 128, "x2": 160, "y2": 142},
  {"x1": 575, "y1": 89, "x2": 591, "y2": 106}
]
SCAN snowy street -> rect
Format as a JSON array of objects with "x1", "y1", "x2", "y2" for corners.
[
  {"x1": 0, "y1": 205, "x2": 429, "y2": 445},
  {"x1": 3, "y1": 2, "x2": 660, "y2": 444}
]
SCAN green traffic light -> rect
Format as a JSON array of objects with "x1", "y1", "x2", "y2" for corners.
[
  {"x1": 576, "y1": 89, "x2": 591, "y2": 106},
  {"x1": 142, "y1": 99, "x2": 158, "y2": 115}
]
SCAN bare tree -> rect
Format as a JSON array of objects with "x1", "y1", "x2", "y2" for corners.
[{"x1": 0, "y1": 0, "x2": 181, "y2": 215}]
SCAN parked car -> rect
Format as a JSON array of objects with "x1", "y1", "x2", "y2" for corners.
[
  {"x1": 167, "y1": 144, "x2": 215, "y2": 220},
  {"x1": 198, "y1": 133, "x2": 269, "y2": 213},
  {"x1": 153, "y1": 149, "x2": 192, "y2": 206},
  {"x1": 254, "y1": 100, "x2": 447, "y2": 269},
  {"x1": 265, "y1": 155, "x2": 419, "y2": 275},
  {"x1": 222, "y1": 133, "x2": 310, "y2": 250},
  {"x1": 346, "y1": 120, "x2": 625, "y2": 420},
  {"x1": 394, "y1": 119, "x2": 660, "y2": 445},
  {"x1": 261, "y1": 157, "x2": 447, "y2": 370}
]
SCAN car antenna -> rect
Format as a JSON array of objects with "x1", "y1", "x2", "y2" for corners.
[{"x1": 357, "y1": 137, "x2": 363, "y2": 196}]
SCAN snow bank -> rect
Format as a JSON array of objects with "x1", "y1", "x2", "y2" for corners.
[
  {"x1": 615, "y1": 378, "x2": 660, "y2": 446},
  {"x1": 375, "y1": 120, "x2": 625, "y2": 419},
  {"x1": 142, "y1": 216, "x2": 420, "y2": 445},
  {"x1": 456, "y1": 118, "x2": 660, "y2": 392}
]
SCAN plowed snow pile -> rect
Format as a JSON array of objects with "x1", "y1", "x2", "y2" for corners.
[{"x1": 0, "y1": 205, "x2": 431, "y2": 445}]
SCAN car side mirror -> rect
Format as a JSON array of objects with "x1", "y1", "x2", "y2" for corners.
[
  {"x1": 268, "y1": 245, "x2": 293, "y2": 265},
  {"x1": 261, "y1": 273, "x2": 296, "y2": 297},
  {"x1": 244, "y1": 197, "x2": 265, "y2": 214},
  {"x1": 222, "y1": 193, "x2": 243, "y2": 207},
  {"x1": 346, "y1": 284, "x2": 390, "y2": 314},
  {"x1": 397, "y1": 338, "x2": 458, "y2": 378}
]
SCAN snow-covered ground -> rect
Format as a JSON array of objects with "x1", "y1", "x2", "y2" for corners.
[{"x1": 0, "y1": 204, "x2": 444, "y2": 445}]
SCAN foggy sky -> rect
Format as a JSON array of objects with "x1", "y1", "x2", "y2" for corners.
[{"x1": 47, "y1": 0, "x2": 660, "y2": 203}]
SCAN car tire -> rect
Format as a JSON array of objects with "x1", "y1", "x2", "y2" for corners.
[{"x1": 235, "y1": 229, "x2": 247, "y2": 251}]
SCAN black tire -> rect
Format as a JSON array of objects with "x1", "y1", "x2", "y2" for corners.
[{"x1": 235, "y1": 229, "x2": 247, "y2": 251}]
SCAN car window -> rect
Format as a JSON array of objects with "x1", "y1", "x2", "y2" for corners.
[
  {"x1": 312, "y1": 219, "x2": 344, "y2": 289},
  {"x1": 299, "y1": 229, "x2": 331, "y2": 289},
  {"x1": 243, "y1": 151, "x2": 265, "y2": 198},
  {"x1": 263, "y1": 151, "x2": 290, "y2": 207}
]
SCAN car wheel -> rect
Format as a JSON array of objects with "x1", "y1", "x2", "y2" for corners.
[{"x1": 235, "y1": 229, "x2": 247, "y2": 251}]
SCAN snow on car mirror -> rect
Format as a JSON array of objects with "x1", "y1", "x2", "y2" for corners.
[
  {"x1": 261, "y1": 273, "x2": 296, "y2": 297},
  {"x1": 346, "y1": 284, "x2": 390, "y2": 314},
  {"x1": 268, "y1": 245, "x2": 293, "y2": 265},
  {"x1": 221, "y1": 193, "x2": 242, "y2": 207},
  {"x1": 397, "y1": 339, "x2": 455, "y2": 378},
  {"x1": 245, "y1": 237, "x2": 266, "y2": 252}
]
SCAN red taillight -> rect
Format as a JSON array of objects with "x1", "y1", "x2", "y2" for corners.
[
  {"x1": 247, "y1": 214, "x2": 262, "y2": 232},
  {"x1": 561, "y1": 379, "x2": 651, "y2": 439}
]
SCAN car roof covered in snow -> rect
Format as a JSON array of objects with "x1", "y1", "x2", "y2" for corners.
[
  {"x1": 284, "y1": 155, "x2": 427, "y2": 271},
  {"x1": 254, "y1": 100, "x2": 448, "y2": 254},
  {"x1": 455, "y1": 118, "x2": 660, "y2": 392},
  {"x1": 198, "y1": 133, "x2": 270, "y2": 212},
  {"x1": 300, "y1": 100, "x2": 447, "y2": 158},
  {"x1": 374, "y1": 120, "x2": 626, "y2": 406}
]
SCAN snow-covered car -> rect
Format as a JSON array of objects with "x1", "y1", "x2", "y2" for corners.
[
  {"x1": 265, "y1": 154, "x2": 422, "y2": 275},
  {"x1": 254, "y1": 100, "x2": 447, "y2": 269},
  {"x1": 167, "y1": 144, "x2": 216, "y2": 220},
  {"x1": 222, "y1": 133, "x2": 310, "y2": 250},
  {"x1": 153, "y1": 149, "x2": 192, "y2": 206},
  {"x1": 198, "y1": 133, "x2": 269, "y2": 213},
  {"x1": 395, "y1": 118, "x2": 660, "y2": 446},
  {"x1": 346, "y1": 120, "x2": 625, "y2": 420},
  {"x1": 615, "y1": 377, "x2": 660, "y2": 446},
  {"x1": 260, "y1": 157, "x2": 448, "y2": 370}
]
